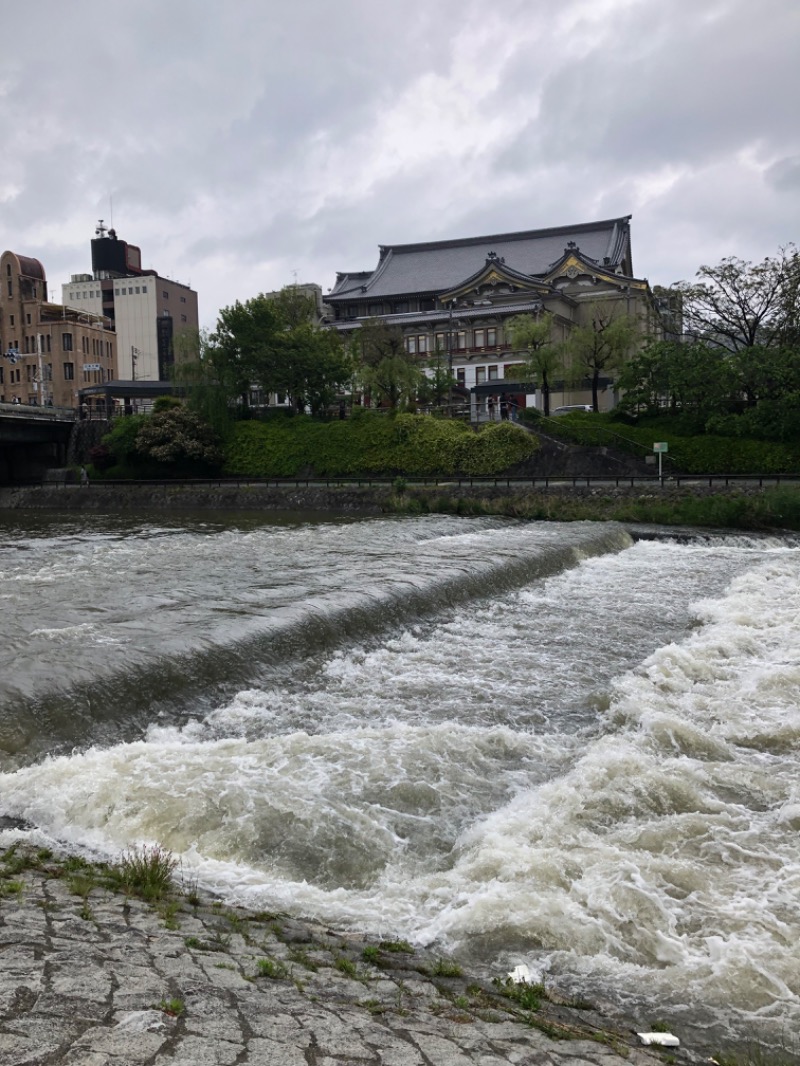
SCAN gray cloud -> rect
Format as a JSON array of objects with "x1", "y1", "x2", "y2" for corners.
[{"x1": 1, "y1": 0, "x2": 797, "y2": 327}]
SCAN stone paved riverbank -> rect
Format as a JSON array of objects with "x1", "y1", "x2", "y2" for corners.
[{"x1": 0, "y1": 843, "x2": 699, "y2": 1066}]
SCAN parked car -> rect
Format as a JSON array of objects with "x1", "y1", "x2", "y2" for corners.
[{"x1": 552, "y1": 404, "x2": 594, "y2": 415}]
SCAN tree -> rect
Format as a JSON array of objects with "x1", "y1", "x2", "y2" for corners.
[
  {"x1": 213, "y1": 295, "x2": 284, "y2": 407},
  {"x1": 270, "y1": 322, "x2": 352, "y2": 415},
  {"x1": 506, "y1": 312, "x2": 563, "y2": 416},
  {"x1": 172, "y1": 327, "x2": 246, "y2": 435},
  {"x1": 355, "y1": 319, "x2": 423, "y2": 409},
  {"x1": 674, "y1": 246, "x2": 800, "y2": 352},
  {"x1": 417, "y1": 343, "x2": 456, "y2": 408},
  {"x1": 618, "y1": 340, "x2": 735, "y2": 421},
  {"x1": 177, "y1": 289, "x2": 352, "y2": 420},
  {"x1": 563, "y1": 303, "x2": 639, "y2": 411}
]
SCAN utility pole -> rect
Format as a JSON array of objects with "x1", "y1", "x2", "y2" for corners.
[{"x1": 36, "y1": 334, "x2": 51, "y2": 406}]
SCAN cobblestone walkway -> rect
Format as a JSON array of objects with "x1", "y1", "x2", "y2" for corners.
[{"x1": 0, "y1": 846, "x2": 693, "y2": 1065}]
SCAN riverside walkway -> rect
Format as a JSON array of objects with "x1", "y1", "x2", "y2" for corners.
[{"x1": 0, "y1": 844, "x2": 694, "y2": 1066}]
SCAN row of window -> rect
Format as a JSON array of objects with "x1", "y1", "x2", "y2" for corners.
[
  {"x1": 1, "y1": 362, "x2": 111, "y2": 384},
  {"x1": 3, "y1": 334, "x2": 114, "y2": 356},
  {"x1": 405, "y1": 327, "x2": 501, "y2": 354},
  {"x1": 117, "y1": 284, "x2": 149, "y2": 296}
]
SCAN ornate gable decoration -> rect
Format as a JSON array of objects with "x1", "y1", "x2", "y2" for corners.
[
  {"x1": 544, "y1": 241, "x2": 646, "y2": 290},
  {"x1": 440, "y1": 252, "x2": 555, "y2": 305}
]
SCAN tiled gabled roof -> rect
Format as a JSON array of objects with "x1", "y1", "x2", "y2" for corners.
[{"x1": 329, "y1": 217, "x2": 632, "y2": 301}]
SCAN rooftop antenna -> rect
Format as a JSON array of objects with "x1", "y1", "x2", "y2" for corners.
[
  {"x1": 95, "y1": 219, "x2": 107, "y2": 238},
  {"x1": 109, "y1": 194, "x2": 113, "y2": 229}
]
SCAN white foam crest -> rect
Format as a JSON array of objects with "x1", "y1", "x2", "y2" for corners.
[{"x1": 1, "y1": 720, "x2": 561, "y2": 889}]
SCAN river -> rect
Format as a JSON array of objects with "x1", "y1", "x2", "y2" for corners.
[{"x1": 1, "y1": 510, "x2": 798, "y2": 1056}]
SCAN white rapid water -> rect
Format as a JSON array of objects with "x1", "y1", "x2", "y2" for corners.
[{"x1": 1, "y1": 516, "x2": 798, "y2": 1054}]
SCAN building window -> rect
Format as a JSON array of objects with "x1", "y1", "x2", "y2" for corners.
[
  {"x1": 26, "y1": 313, "x2": 31, "y2": 325},
  {"x1": 142, "y1": 285, "x2": 147, "y2": 293},
  {"x1": 181, "y1": 314, "x2": 187, "y2": 322},
  {"x1": 456, "y1": 331, "x2": 466, "y2": 350},
  {"x1": 62, "y1": 333, "x2": 73, "y2": 352},
  {"x1": 8, "y1": 315, "x2": 14, "y2": 327},
  {"x1": 474, "y1": 329, "x2": 485, "y2": 348},
  {"x1": 418, "y1": 335, "x2": 428, "y2": 353},
  {"x1": 456, "y1": 368, "x2": 465, "y2": 386},
  {"x1": 488, "y1": 365, "x2": 498, "y2": 380},
  {"x1": 487, "y1": 328, "x2": 497, "y2": 346},
  {"x1": 46, "y1": 335, "x2": 51, "y2": 352},
  {"x1": 162, "y1": 290, "x2": 169, "y2": 298},
  {"x1": 64, "y1": 362, "x2": 74, "y2": 379},
  {"x1": 435, "y1": 332, "x2": 446, "y2": 351},
  {"x1": 7, "y1": 281, "x2": 12, "y2": 297},
  {"x1": 180, "y1": 295, "x2": 186, "y2": 303},
  {"x1": 406, "y1": 336, "x2": 417, "y2": 354},
  {"x1": 135, "y1": 287, "x2": 140, "y2": 294},
  {"x1": 0, "y1": 367, "x2": 3, "y2": 385},
  {"x1": 476, "y1": 367, "x2": 486, "y2": 384}
]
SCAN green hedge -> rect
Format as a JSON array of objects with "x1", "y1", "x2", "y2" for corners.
[
  {"x1": 224, "y1": 412, "x2": 538, "y2": 477},
  {"x1": 542, "y1": 413, "x2": 800, "y2": 474}
]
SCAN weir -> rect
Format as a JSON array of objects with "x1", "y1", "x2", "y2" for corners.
[
  {"x1": 0, "y1": 521, "x2": 632, "y2": 765},
  {"x1": 1, "y1": 512, "x2": 799, "y2": 1055}
]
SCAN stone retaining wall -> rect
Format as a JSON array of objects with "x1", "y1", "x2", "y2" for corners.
[{"x1": 0, "y1": 480, "x2": 781, "y2": 514}]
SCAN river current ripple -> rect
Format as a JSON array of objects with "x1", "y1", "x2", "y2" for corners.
[{"x1": 1, "y1": 511, "x2": 798, "y2": 1056}]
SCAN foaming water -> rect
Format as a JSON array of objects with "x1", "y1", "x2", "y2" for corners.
[{"x1": 1, "y1": 514, "x2": 798, "y2": 1054}]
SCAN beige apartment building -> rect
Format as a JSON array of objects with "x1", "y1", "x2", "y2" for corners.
[
  {"x1": 0, "y1": 250, "x2": 117, "y2": 408},
  {"x1": 62, "y1": 223, "x2": 199, "y2": 381}
]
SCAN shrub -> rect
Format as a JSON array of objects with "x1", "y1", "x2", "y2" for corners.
[
  {"x1": 118, "y1": 844, "x2": 177, "y2": 901},
  {"x1": 223, "y1": 412, "x2": 538, "y2": 478}
]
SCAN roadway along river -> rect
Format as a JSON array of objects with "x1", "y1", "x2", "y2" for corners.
[{"x1": 1, "y1": 510, "x2": 798, "y2": 1056}]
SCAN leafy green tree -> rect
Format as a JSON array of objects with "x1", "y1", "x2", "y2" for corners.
[
  {"x1": 271, "y1": 323, "x2": 352, "y2": 415},
  {"x1": 360, "y1": 354, "x2": 423, "y2": 410},
  {"x1": 618, "y1": 340, "x2": 736, "y2": 422},
  {"x1": 417, "y1": 343, "x2": 455, "y2": 407},
  {"x1": 172, "y1": 328, "x2": 243, "y2": 436},
  {"x1": 355, "y1": 319, "x2": 422, "y2": 409},
  {"x1": 506, "y1": 311, "x2": 562, "y2": 416},
  {"x1": 213, "y1": 295, "x2": 284, "y2": 408},
  {"x1": 563, "y1": 304, "x2": 638, "y2": 411},
  {"x1": 674, "y1": 246, "x2": 800, "y2": 352}
]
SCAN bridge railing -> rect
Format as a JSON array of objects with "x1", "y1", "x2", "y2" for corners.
[{"x1": 0, "y1": 401, "x2": 77, "y2": 421}]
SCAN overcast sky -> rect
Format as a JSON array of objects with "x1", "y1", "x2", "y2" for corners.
[{"x1": 1, "y1": 0, "x2": 798, "y2": 328}]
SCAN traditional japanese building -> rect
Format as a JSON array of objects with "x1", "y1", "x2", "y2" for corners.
[{"x1": 328, "y1": 215, "x2": 670, "y2": 413}]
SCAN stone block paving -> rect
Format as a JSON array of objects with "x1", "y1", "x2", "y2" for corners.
[{"x1": 0, "y1": 846, "x2": 696, "y2": 1066}]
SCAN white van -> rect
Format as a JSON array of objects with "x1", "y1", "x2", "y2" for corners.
[{"x1": 551, "y1": 404, "x2": 594, "y2": 416}]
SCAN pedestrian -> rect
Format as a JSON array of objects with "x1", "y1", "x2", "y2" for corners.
[
  {"x1": 487, "y1": 396, "x2": 495, "y2": 421},
  {"x1": 80, "y1": 466, "x2": 89, "y2": 487},
  {"x1": 80, "y1": 402, "x2": 89, "y2": 421},
  {"x1": 12, "y1": 395, "x2": 20, "y2": 405},
  {"x1": 500, "y1": 397, "x2": 509, "y2": 421}
]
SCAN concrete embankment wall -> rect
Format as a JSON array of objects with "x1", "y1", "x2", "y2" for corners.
[{"x1": 0, "y1": 480, "x2": 783, "y2": 515}]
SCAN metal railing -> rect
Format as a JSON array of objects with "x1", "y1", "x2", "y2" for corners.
[{"x1": 19, "y1": 474, "x2": 800, "y2": 490}]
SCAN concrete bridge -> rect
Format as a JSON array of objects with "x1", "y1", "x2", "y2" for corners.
[{"x1": 0, "y1": 402, "x2": 77, "y2": 483}]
